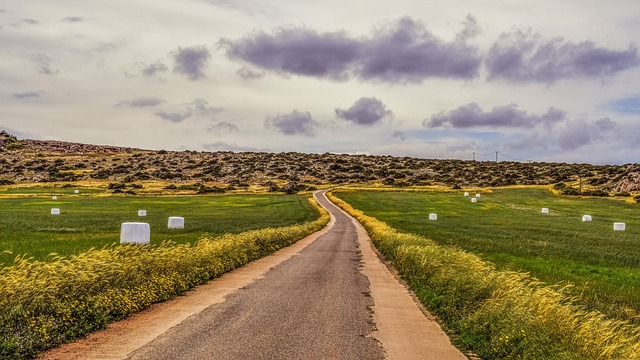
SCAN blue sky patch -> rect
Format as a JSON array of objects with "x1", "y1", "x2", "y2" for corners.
[{"x1": 608, "y1": 96, "x2": 640, "y2": 114}]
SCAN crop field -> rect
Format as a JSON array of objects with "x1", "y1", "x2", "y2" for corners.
[
  {"x1": 0, "y1": 188, "x2": 318, "y2": 267},
  {"x1": 336, "y1": 188, "x2": 640, "y2": 323}
]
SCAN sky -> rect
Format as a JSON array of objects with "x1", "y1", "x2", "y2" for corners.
[{"x1": 1, "y1": 0, "x2": 640, "y2": 165}]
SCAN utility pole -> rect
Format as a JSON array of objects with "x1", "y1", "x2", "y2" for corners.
[
  {"x1": 495, "y1": 151, "x2": 499, "y2": 163},
  {"x1": 579, "y1": 174, "x2": 583, "y2": 195}
]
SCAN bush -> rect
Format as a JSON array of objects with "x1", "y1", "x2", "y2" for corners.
[
  {"x1": 196, "y1": 185, "x2": 225, "y2": 194},
  {"x1": 554, "y1": 182, "x2": 582, "y2": 196},
  {"x1": 382, "y1": 177, "x2": 395, "y2": 185},
  {"x1": 280, "y1": 182, "x2": 316, "y2": 194},
  {"x1": 107, "y1": 182, "x2": 126, "y2": 190},
  {"x1": 582, "y1": 189, "x2": 609, "y2": 197}
]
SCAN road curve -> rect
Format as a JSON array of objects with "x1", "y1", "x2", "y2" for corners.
[{"x1": 42, "y1": 191, "x2": 466, "y2": 360}]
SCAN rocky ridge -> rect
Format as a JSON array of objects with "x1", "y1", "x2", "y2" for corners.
[{"x1": 0, "y1": 132, "x2": 638, "y2": 198}]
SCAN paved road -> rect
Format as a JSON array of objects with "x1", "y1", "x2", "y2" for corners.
[{"x1": 127, "y1": 191, "x2": 385, "y2": 360}]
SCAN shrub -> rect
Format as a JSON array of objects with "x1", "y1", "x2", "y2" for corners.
[
  {"x1": 196, "y1": 185, "x2": 225, "y2": 194},
  {"x1": 107, "y1": 182, "x2": 125, "y2": 190},
  {"x1": 582, "y1": 189, "x2": 609, "y2": 197}
]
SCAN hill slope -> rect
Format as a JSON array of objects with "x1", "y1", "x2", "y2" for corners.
[{"x1": 0, "y1": 131, "x2": 638, "y2": 197}]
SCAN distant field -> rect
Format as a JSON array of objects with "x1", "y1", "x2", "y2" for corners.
[
  {"x1": 336, "y1": 188, "x2": 640, "y2": 322},
  {"x1": 0, "y1": 191, "x2": 318, "y2": 267}
]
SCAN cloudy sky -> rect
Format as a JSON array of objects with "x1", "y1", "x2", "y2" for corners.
[{"x1": 2, "y1": 1, "x2": 640, "y2": 164}]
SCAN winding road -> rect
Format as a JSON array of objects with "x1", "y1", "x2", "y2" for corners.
[{"x1": 43, "y1": 191, "x2": 466, "y2": 360}]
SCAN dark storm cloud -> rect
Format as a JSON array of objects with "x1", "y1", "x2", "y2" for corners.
[
  {"x1": 507, "y1": 117, "x2": 618, "y2": 152},
  {"x1": 236, "y1": 66, "x2": 265, "y2": 80},
  {"x1": 13, "y1": 91, "x2": 42, "y2": 99},
  {"x1": 171, "y1": 46, "x2": 212, "y2": 80},
  {"x1": 208, "y1": 121, "x2": 239, "y2": 133},
  {"x1": 155, "y1": 111, "x2": 192, "y2": 123},
  {"x1": 358, "y1": 17, "x2": 481, "y2": 82},
  {"x1": 30, "y1": 54, "x2": 59, "y2": 75},
  {"x1": 424, "y1": 103, "x2": 565, "y2": 128},
  {"x1": 486, "y1": 29, "x2": 640, "y2": 83},
  {"x1": 115, "y1": 97, "x2": 165, "y2": 108},
  {"x1": 221, "y1": 27, "x2": 360, "y2": 80},
  {"x1": 557, "y1": 118, "x2": 616, "y2": 150},
  {"x1": 264, "y1": 110, "x2": 317, "y2": 136},
  {"x1": 221, "y1": 16, "x2": 481, "y2": 83},
  {"x1": 187, "y1": 98, "x2": 225, "y2": 117},
  {"x1": 22, "y1": 19, "x2": 38, "y2": 25},
  {"x1": 149, "y1": 99, "x2": 224, "y2": 123},
  {"x1": 62, "y1": 16, "x2": 84, "y2": 23},
  {"x1": 392, "y1": 131, "x2": 406, "y2": 140},
  {"x1": 557, "y1": 120, "x2": 592, "y2": 150},
  {"x1": 335, "y1": 97, "x2": 393, "y2": 126},
  {"x1": 140, "y1": 62, "x2": 168, "y2": 77},
  {"x1": 456, "y1": 14, "x2": 481, "y2": 42}
]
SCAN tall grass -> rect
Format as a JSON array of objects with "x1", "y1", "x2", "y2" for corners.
[
  {"x1": 328, "y1": 192, "x2": 640, "y2": 360},
  {"x1": 0, "y1": 197, "x2": 329, "y2": 360}
]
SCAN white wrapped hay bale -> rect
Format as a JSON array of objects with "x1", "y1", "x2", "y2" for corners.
[
  {"x1": 138, "y1": 210, "x2": 147, "y2": 217},
  {"x1": 471, "y1": 198, "x2": 477, "y2": 203},
  {"x1": 52, "y1": 196, "x2": 57, "y2": 200},
  {"x1": 429, "y1": 213, "x2": 437, "y2": 220},
  {"x1": 74, "y1": 189, "x2": 79, "y2": 194},
  {"x1": 120, "y1": 222, "x2": 150, "y2": 244},
  {"x1": 168, "y1": 216, "x2": 185, "y2": 229},
  {"x1": 463, "y1": 192, "x2": 469, "y2": 197},
  {"x1": 475, "y1": 193, "x2": 481, "y2": 198},
  {"x1": 582, "y1": 215, "x2": 592, "y2": 222},
  {"x1": 613, "y1": 222, "x2": 626, "y2": 231},
  {"x1": 51, "y1": 208, "x2": 60, "y2": 215},
  {"x1": 541, "y1": 208, "x2": 549, "y2": 214}
]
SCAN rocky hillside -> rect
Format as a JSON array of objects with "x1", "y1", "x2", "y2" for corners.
[{"x1": 0, "y1": 131, "x2": 639, "y2": 197}]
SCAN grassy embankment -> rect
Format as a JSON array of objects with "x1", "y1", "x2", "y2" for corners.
[
  {"x1": 0, "y1": 191, "x2": 328, "y2": 359},
  {"x1": 330, "y1": 189, "x2": 640, "y2": 360}
]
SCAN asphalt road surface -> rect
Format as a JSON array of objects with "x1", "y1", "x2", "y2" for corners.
[{"x1": 127, "y1": 191, "x2": 384, "y2": 360}]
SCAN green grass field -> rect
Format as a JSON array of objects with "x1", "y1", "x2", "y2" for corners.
[
  {"x1": 336, "y1": 188, "x2": 640, "y2": 323},
  {"x1": 0, "y1": 192, "x2": 318, "y2": 267}
]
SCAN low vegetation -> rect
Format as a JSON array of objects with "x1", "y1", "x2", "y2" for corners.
[
  {"x1": 0, "y1": 197, "x2": 329, "y2": 359},
  {"x1": 1, "y1": 131, "x2": 639, "y2": 195},
  {"x1": 329, "y1": 192, "x2": 640, "y2": 360}
]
